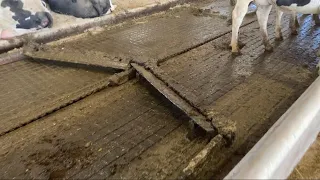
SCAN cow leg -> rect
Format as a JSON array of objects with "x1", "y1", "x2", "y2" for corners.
[
  {"x1": 256, "y1": 5, "x2": 273, "y2": 51},
  {"x1": 294, "y1": 14, "x2": 300, "y2": 28},
  {"x1": 230, "y1": 0, "x2": 251, "y2": 55},
  {"x1": 290, "y1": 12, "x2": 298, "y2": 35},
  {"x1": 275, "y1": 8, "x2": 284, "y2": 41},
  {"x1": 227, "y1": 0, "x2": 235, "y2": 25},
  {"x1": 313, "y1": 14, "x2": 320, "y2": 25},
  {"x1": 317, "y1": 54, "x2": 320, "y2": 75},
  {"x1": 108, "y1": 0, "x2": 117, "y2": 11}
]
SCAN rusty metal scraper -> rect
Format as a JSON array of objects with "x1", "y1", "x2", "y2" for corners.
[{"x1": 23, "y1": 42, "x2": 131, "y2": 70}]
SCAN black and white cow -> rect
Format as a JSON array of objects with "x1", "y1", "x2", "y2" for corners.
[
  {"x1": 231, "y1": 0, "x2": 320, "y2": 54},
  {"x1": 46, "y1": 0, "x2": 115, "y2": 18},
  {"x1": 313, "y1": 14, "x2": 320, "y2": 24},
  {"x1": 228, "y1": 0, "x2": 256, "y2": 24},
  {"x1": 0, "y1": 0, "x2": 53, "y2": 39},
  {"x1": 277, "y1": 0, "x2": 320, "y2": 32}
]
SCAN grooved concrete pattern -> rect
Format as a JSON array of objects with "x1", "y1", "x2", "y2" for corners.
[
  {"x1": 158, "y1": 14, "x2": 318, "y2": 118},
  {"x1": 0, "y1": 59, "x2": 113, "y2": 135},
  {"x1": 154, "y1": 13, "x2": 318, "y2": 178},
  {"x1": 47, "y1": 4, "x2": 256, "y2": 64},
  {"x1": 0, "y1": 81, "x2": 205, "y2": 179}
]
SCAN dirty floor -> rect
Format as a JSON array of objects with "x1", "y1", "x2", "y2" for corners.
[
  {"x1": 0, "y1": 0, "x2": 319, "y2": 179},
  {"x1": 290, "y1": 134, "x2": 320, "y2": 179},
  {"x1": 0, "y1": 80, "x2": 207, "y2": 179}
]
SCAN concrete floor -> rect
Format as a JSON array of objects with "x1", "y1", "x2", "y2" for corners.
[
  {"x1": 0, "y1": 60, "x2": 115, "y2": 135},
  {"x1": 0, "y1": 80, "x2": 208, "y2": 179},
  {"x1": 0, "y1": 0, "x2": 319, "y2": 179}
]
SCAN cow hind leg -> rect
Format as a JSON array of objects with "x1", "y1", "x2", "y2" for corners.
[
  {"x1": 275, "y1": 8, "x2": 284, "y2": 41},
  {"x1": 290, "y1": 12, "x2": 298, "y2": 35},
  {"x1": 227, "y1": 1, "x2": 235, "y2": 25},
  {"x1": 109, "y1": 0, "x2": 116, "y2": 11},
  {"x1": 316, "y1": 53, "x2": 320, "y2": 75},
  {"x1": 230, "y1": 0, "x2": 251, "y2": 55},
  {"x1": 313, "y1": 14, "x2": 320, "y2": 25},
  {"x1": 256, "y1": 5, "x2": 273, "y2": 51}
]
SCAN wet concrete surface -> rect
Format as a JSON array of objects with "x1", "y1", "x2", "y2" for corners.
[
  {"x1": 0, "y1": 59, "x2": 115, "y2": 135},
  {"x1": 0, "y1": 80, "x2": 206, "y2": 179},
  {"x1": 32, "y1": 0, "x2": 256, "y2": 67},
  {"x1": 0, "y1": 0, "x2": 319, "y2": 179},
  {"x1": 158, "y1": 13, "x2": 318, "y2": 118},
  {"x1": 154, "y1": 13, "x2": 319, "y2": 178},
  {"x1": 23, "y1": 44, "x2": 131, "y2": 70},
  {"x1": 202, "y1": 0, "x2": 256, "y2": 18}
]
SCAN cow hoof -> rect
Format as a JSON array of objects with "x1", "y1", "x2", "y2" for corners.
[
  {"x1": 265, "y1": 45, "x2": 273, "y2": 52},
  {"x1": 291, "y1": 30, "x2": 298, "y2": 35},
  {"x1": 231, "y1": 51, "x2": 241, "y2": 56},
  {"x1": 275, "y1": 36, "x2": 283, "y2": 41},
  {"x1": 111, "y1": 5, "x2": 117, "y2": 11}
]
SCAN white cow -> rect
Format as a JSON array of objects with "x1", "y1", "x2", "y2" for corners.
[
  {"x1": 231, "y1": 0, "x2": 320, "y2": 55},
  {"x1": 0, "y1": 0, "x2": 53, "y2": 39}
]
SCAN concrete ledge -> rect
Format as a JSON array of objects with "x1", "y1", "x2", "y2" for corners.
[
  {"x1": 109, "y1": 68, "x2": 136, "y2": 86},
  {"x1": 0, "y1": 50, "x2": 25, "y2": 65},
  {"x1": 0, "y1": 0, "x2": 194, "y2": 53},
  {"x1": 179, "y1": 135, "x2": 227, "y2": 179}
]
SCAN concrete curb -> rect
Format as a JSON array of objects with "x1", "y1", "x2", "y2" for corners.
[
  {"x1": 0, "y1": 50, "x2": 25, "y2": 65},
  {"x1": 0, "y1": 0, "x2": 194, "y2": 53},
  {"x1": 178, "y1": 135, "x2": 228, "y2": 179}
]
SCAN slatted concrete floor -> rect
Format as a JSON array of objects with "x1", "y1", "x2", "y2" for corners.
[
  {"x1": 157, "y1": 14, "x2": 319, "y2": 116},
  {"x1": 37, "y1": 1, "x2": 256, "y2": 66},
  {"x1": 20, "y1": 0, "x2": 259, "y2": 135},
  {"x1": 0, "y1": 59, "x2": 115, "y2": 135},
  {"x1": 152, "y1": 13, "x2": 319, "y2": 178},
  {"x1": 0, "y1": 80, "x2": 206, "y2": 179},
  {"x1": 150, "y1": 13, "x2": 319, "y2": 178}
]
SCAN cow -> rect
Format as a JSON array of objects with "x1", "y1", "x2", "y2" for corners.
[
  {"x1": 230, "y1": 0, "x2": 320, "y2": 55},
  {"x1": 45, "y1": 0, "x2": 115, "y2": 18},
  {"x1": 313, "y1": 14, "x2": 320, "y2": 24},
  {"x1": 0, "y1": 0, "x2": 53, "y2": 39}
]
